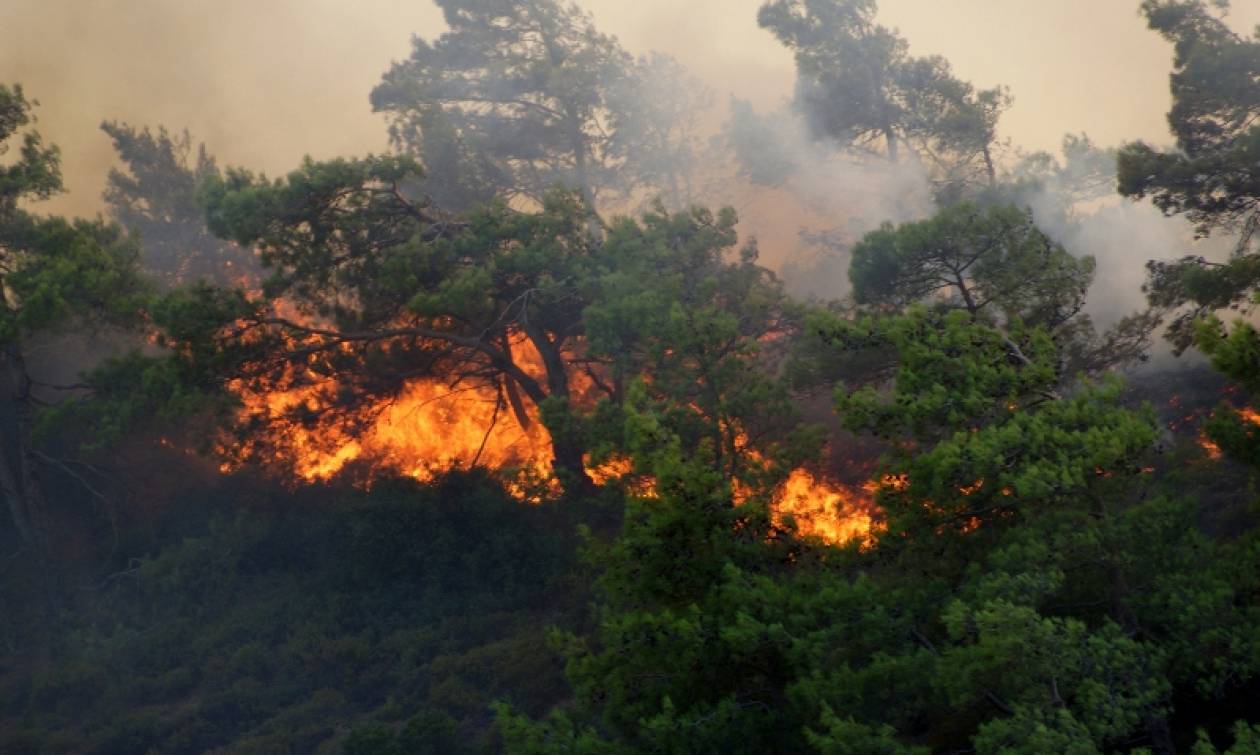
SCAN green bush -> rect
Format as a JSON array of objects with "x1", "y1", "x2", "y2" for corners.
[{"x1": 0, "y1": 472, "x2": 585, "y2": 752}]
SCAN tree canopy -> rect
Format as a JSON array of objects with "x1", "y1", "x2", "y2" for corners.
[
  {"x1": 0, "y1": 85, "x2": 150, "y2": 557},
  {"x1": 100, "y1": 121, "x2": 256, "y2": 286},
  {"x1": 371, "y1": 0, "x2": 707, "y2": 211},
  {"x1": 1118, "y1": 0, "x2": 1260, "y2": 238},
  {"x1": 1120, "y1": 1, "x2": 1260, "y2": 351},
  {"x1": 847, "y1": 202, "x2": 1153, "y2": 375},
  {"x1": 758, "y1": 0, "x2": 1010, "y2": 193},
  {"x1": 7, "y1": 3, "x2": 1260, "y2": 753},
  {"x1": 99, "y1": 147, "x2": 804, "y2": 495},
  {"x1": 1119, "y1": 1, "x2": 1260, "y2": 472}
]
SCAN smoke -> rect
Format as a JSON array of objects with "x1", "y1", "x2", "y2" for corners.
[
  {"x1": 5, "y1": 0, "x2": 1258, "y2": 325},
  {"x1": 717, "y1": 104, "x2": 934, "y2": 300},
  {"x1": 0, "y1": 0, "x2": 444, "y2": 218},
  {"x1": 4, "y1": 0, "x2": 1256, "y2": 217},
  {"x1": 1032, "y1": 200, "x2": 1194, "y2": 326},
  {"x1": 1007, "y1": 137, "x2": 1237, "y2": 368}
]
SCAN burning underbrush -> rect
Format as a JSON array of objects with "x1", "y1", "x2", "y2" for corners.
[
  {"x1": 201, "y1": 328, "x2": 1260, "y2": 550},
  {"x1": 209, "y1": 310, "x2": 880, "y2": 546},
  {"x1": 216, "y1": 325, "x2": 561, "y2": 501},
  {"x1": 772, "y1": 468, "x2": 880, "y2": 544},
  {"x1": 222, "y1": 372, "x2": 552, "y2": 488},
  {"x1": 1129, "y1": 366, "x2": 1255, "y2": 462}
]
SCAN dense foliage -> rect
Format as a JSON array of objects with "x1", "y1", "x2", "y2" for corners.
[
  {"x1": 4, "y1": 1, "x2": 1260, "y2": 753},
  {"x1": 758, "y1": 0, "x2": 1010, "y2": 193},
  {"x1": 370, "y1": 0, "x2": 707, "y2": 210},
  {"x1": 0, "y1": 473, "x2": 591, "y2": 753}
]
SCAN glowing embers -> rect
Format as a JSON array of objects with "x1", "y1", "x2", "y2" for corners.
[
  {"x1": 1199, "y1": 435, "x2": 1223, "y2": 461},
  {"x1": 1196, "y1": 405, "x2": 1260, "y2": 462}
]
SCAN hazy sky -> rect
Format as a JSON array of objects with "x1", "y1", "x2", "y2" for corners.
[{"x1": 5, "y1": 0, "x2": 1259, "y2": 217}]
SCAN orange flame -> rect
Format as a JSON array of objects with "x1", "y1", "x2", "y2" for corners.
[
  {"x1": 215, "y1": 304, "x2": 881, "y2": 543},
  {"x1": 218, "y1": 319, "x2": 558, "y2": 498},
  {"x1": 774, "y1": 468, "x2": 877, "y2": 545},
  {"x1": 958, "y1": 479, "x2": 984, "y2": 495},
  {"x1": 1196, "y1": 404, "x2": 1260, "y2": 461},
  {"x1": 1199, "y1": 435, "x2": 1223, "y2": 460}
]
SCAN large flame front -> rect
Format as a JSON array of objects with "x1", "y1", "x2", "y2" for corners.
[
  {"x1": 774, "y1": 468, "x2": 877, "y2": 544},
  {"x1": 220, "y1": 334, "x2": 555, "y2": 496},
  {"x1": 241, "y1": 378, "x2": 549, "y2": 482},
  {"x1": 216, "y1": 314, "x2": 877, "y2": 543}
]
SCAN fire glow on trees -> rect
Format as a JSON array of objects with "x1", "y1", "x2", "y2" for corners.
[
  {"x1": 176, "y1": 158, "x2": 885, "y2": 546},
  {"x1": 773, "y1": 468, "x2": 877, "y2": 544},
  {"x1": 215, "y1": 322, "x2": 878, "y2": 545},
  {"x1": 217, "y1": 327, "x2": 557, "y2": 497},
  {"x1": 1195, "y1": 405, "x2": 1260, "y2": 461}
]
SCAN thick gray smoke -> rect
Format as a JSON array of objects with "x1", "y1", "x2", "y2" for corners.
[
  {"x1": 5, "y1": 0, "x2": 1252, "y2": 344},
  {"x1": 1032, "y1": 201, "x2": 1192, "y2": 327},
  {"x1": 719, "y1": 103, "x2": 935, "y2": 300},
  {"x1": 1006, "y1": 136, "x2": 1237, "y2": 369}
]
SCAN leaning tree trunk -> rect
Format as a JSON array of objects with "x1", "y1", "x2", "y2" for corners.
[
  {"x1": 0, "y1": 436, "x2": 36, "y2": 553},
  {"x1": 499, "y1": 332, "x2": 535, "y2": 434},
  {"x1": 884, "y1": 126, "x2": 900, "y2": 163},
  {"x1": 520, "y1": 323, "x2": 593, "y2": 493},
  {"x1": 1, "y1": 352, "x2": 47, "y2": 559}
]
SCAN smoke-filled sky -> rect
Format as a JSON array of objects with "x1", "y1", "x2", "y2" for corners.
[{"x1": 5, "y1": 0, "x2": 1260, "y2": 218}]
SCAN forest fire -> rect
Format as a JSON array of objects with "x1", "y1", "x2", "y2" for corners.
[
  {"x1": 774, "y1": 468, "x2": 878, "y2": 545},
  {"x1": 1200, "y1": 435, "x2": 1224, "y2": 461},
  {"x1": 218, "y1": 329, "x2": 557, "y2": 498},
  {"x1": 1194, "y1": 404, "x2": 1260, "y2": 461},
  {"x1": 11, "y1": 0, "x2": 1260, "y2": 748},
  {"x1": 224, "y1": 375, "x2": 551, "y2": 484},
  {"x1": 216, "y1": 322, "x2": 876, "y2": 543}
]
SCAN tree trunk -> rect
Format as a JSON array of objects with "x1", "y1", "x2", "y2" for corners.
[
  {"x1": 571, "y1": 125, "x2": 595, "y2": 211},
  {"x1": 551, "y1": 431, "x2": 592, "y2": 493},
  {"x1": 955, "y1": 272, "x2": 979, "y2": 315},
  {"x1": 499, "y1": 332, "x2": 534, "y2": 432},
  {"x1": 1, "y1": 353, "x2": 46, "y2": 558},
  {"x1": 884, "y1": 126, "x2": 900, "y2": 163},
  {"x1": 521, "y1": 324, "x2": 593, "y2": 492},
  {"x1": 611, "y1": 360, "x2": 625, "y2": 406},
  {"x1": 503, "y1": 375, "x2": 534, "y2": 433},
  {"x1": 1143, "y1": 714, "x2": 1176, "y2": 755},
  {"x1": 0, "y1": 437, "x2": 34, "y2": 551},
  {"x1": 16, "y1": 441, "x2": 47, "y2": 559},
  {"x1": 568, "y1": 118, "x2": 603, "y2": 239}
]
